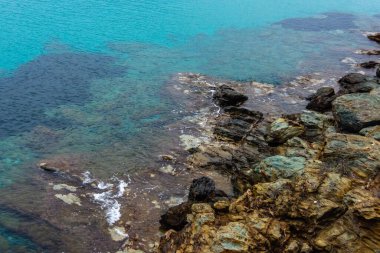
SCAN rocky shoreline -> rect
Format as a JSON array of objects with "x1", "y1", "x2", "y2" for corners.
[
  {"x1": 19, "y1": 32, "x2": 379, "y2": 253},
  {"x1": 157, "y1": 35, "x2": 380, "y2": 253}
]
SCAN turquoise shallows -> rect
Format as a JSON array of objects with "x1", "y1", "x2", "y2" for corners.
[{"x1": 0, "y1": 0, "x2": 379, "y2": 70}]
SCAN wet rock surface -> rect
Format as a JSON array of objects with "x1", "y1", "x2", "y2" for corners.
[
  {"x1": 213, "y1": 85, "x2": 248, "y2": 107},
  {"x1": 359, "y1": 61, "x2": 380, "y2": 69},
  {"x1": 306, "y1": 86, "x2": 336, "y2": 112},
  {"x1": 368, "y1": 33, "x2": 380, "y2": 43},
  {"x1": 159, "y1": 69, "x2": 380, "y2": 253}
]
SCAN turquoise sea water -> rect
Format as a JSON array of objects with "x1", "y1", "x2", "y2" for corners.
[{"x1": 0, "y1": 0, "x2": 380, "y2": 252}]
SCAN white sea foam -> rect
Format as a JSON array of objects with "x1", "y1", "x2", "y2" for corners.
[
  {"x1": 97, "y1": 181, "x2": 113, "y2": 190},
  {"x1": 82, "y1": 171, "x2": 95, "y2": 184},
  {"x1": 93, "y1": 177, "x2": 130, "y2": 225}
]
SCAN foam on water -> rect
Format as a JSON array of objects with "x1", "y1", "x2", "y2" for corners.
[{"x1": 84, "y1": 171, "x2": 131, "y2": 225}]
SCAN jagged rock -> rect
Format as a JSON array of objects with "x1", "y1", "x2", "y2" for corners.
[
  {"x1": 277, "y1": 137, "x2": 316, "y2": 159},
  {"x1": 188, "y1": 177, "x2": 216, "y2": 202},
  {"x1": 359, "y1": 61, "x2": 380, "y2": 69},
  {"x1": 332, "y1": 93, "x2": 380, "y2": 132},
  {"x1": 160, "y1": 177, "x2": 226, "y2": 231},
  {"x1": 318, "y1": 173, "x2": 352, "y2": 202},
  {"x1": 159, "y1": 202, "x2": 193, "y2": 231},
  {"x1": 213, "y1": 200, "x2": 230, "y2": 211},
  {"x1": 266, "y1": 118, "x2": 305, "y2": 145},
  {"x1": 322, "y1": 133, "x2": 380, "y2": 179},
  {"x1": 299, "y1": 110, "x2": 334, "y2": 140},
  {"x1": 214, "y1": 107, "x2": 263, "y2": 142},
  {"x1": 160, "y1": 164, "x2": 380, "y2": 252},
  {"x1": 213, "y1": 85, "x2": 248, "y2": 107},
  {"x1": 359, "y1": 125, "x2": 380, "y2": 140},
  {"x1": 251, "y1": 155, "x2": 306, "y2": 182},
  {"x1": 344, "y1": 188, "x2": 380, "y2": 220},
  {"x1": 368, "y1": 33, "x2": 380, "y2": 43},
  {"x1": 306, "y1": 87, "x2": 336, "y2": 112}
]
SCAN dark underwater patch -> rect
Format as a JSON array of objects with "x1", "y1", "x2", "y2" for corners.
[
  {"x1": 0, "y1": 53, "x2": 126, "y2": 138},
  {"x1": 278, "y1": 12, "x2": 357, "y2": 31}
]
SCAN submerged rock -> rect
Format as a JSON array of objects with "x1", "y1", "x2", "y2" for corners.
[
  {"x1": 306, "y1": 87, "x2": 336, "y2": 112},
  {"x1": 377, "y1": 67, "x2": 380, "y2": 78},
  {"x1": 213, "y1": 85, "x2": 248, "y2": 107},
  {"x1": 332, "y1": 93, "x2": 380, "y2": 132},
  {"x1": 39, "y1": 162, "x2": 60, "y2": 172},
  {"x1": 55, "y1": 193, "x2": 82, "y2": 206}
]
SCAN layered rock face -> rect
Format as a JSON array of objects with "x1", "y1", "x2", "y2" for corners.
[{"x1": 158, "y1": 70, "x2": 380, "y2": 253}]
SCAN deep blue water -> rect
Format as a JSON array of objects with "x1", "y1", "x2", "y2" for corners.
[{"x1": 0, "y1": 0, "x2": 380, "y2": 252}]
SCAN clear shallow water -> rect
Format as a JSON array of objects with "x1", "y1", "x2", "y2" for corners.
[{"x1": 0, "y1": 0, "x2": 380, "y2": 252}]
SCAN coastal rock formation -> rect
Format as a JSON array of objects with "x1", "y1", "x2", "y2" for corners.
[
  {"x1": 160, "y1": 177, "x2": 227, "y2": 231},
  {"x1": 159, "y1": 71, "x2": 380, "y2": 253}
]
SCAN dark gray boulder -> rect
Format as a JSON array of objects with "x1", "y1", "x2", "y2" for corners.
[
  {"x1": 306, "y1": 87, "x2": 336, "y2": 112},
  {"x1": 338, "y1": 73, "x2": 378, "y2": 94},
  {"x1": 188, "y1": 177, "x2": 216, "y2": 202},
  {"x1": 159, "y1": 202, "x2": 192, "y2": 231},
  {"x1": 214, "y1": 106, "x2": 263, "y2": 142},
  {"x1": 213, "y1": 85, "x2": 248, "y2": 107}
]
